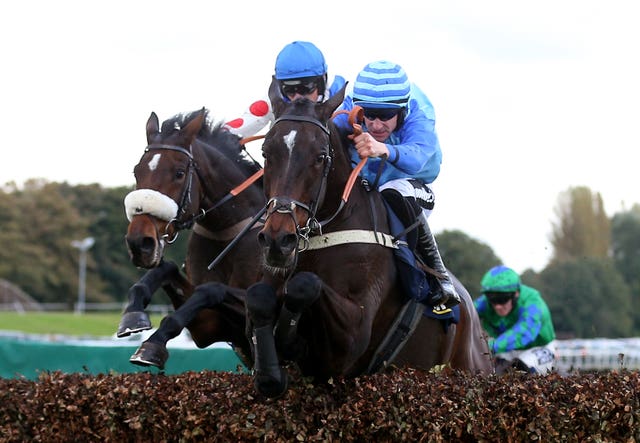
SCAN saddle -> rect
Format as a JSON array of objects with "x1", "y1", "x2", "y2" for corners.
[{"x1": 366, "y1": 194, "x2": 459, "y2": 374}]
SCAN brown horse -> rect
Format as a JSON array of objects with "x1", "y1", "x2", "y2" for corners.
[
  {"x1": 245, "y1": 80, "x2": 493, "y2": 397},
  {"x1": 119, "y1": 108, "x2": 264, "y2": 368}
]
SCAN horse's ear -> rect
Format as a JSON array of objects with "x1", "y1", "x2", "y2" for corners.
[
  {"x1": 269, "y1": 76, "x2": 287, "y2": 118},
  {"x1": 182, "y1": 108, "x2": 206, "y2": 143},
  {"x1": 146, "y1": 112, "x2": 160, "y2": 144},
  {"x1": 319, "y1": 82, "x2": 347, "y2": 122}
]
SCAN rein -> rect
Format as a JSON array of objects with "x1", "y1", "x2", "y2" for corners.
[
  {"x1": 320, "y1": 106, "x2": 367, "y2": 226},
  {"x1": 239, "y1": 134, "x2": 266, "y2": 145},
  {"x1": 200, "y1": 168, "x2": 264, "y2": 215}
]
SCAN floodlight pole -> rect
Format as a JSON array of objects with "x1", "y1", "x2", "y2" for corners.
[{"x1": 71, "y1": 237, "x2": 95, "y2": 315}]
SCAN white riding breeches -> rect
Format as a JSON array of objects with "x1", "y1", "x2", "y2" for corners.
[
  {"x1": 495, "y1": 341, "x2": 557, "y2": 374},
  {"x1": 379, "y1": 178, "x2": 435, "y2": 219}
]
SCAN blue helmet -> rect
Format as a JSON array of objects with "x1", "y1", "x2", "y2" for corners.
[
  {"x1": 353, "y1": 61, "x2": 411, "y2": 109},
  {"x1": 274, "y1": 41, "x2": 328, "y2": 80}
]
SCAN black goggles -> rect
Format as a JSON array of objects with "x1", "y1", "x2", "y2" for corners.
[
  {"x1": 485, "y1": 292, "x2": 515, "y2": 306},
  {"x1": 363, "y1": 108, "x2": 400, "y2": 122},
  {"x1": 280, "y1": 80, "x2": 318, "y2": 97}
]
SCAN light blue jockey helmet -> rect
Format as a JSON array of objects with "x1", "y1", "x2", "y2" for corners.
[
  {"x1": 352, "y1": 61, "x2": 411, "y2": 110},
  {"x1": 274, "y1": 41, "x2": 328, "y2": 80}
]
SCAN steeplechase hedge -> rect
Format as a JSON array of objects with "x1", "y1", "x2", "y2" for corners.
[{"x1": 1, "y1": 367, "x2": 638, "y2": 442}]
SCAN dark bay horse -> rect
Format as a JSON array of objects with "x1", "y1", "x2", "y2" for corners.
[
  {"x1": 120, "y1": 108, "x2": 264, "y2": 368},
  {"x1": 245, "y1": 80, "x2": 493, "y2": 397}
]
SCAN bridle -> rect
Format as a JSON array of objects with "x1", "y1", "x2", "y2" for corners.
[
  {"x1": 263, "y1": 107, "x2": 370, "y2": 253},
  {"x1": 206, "y1": 106, "x2": 370, "y2": 272},
  {"x1": 143, "y1": 142, "x2": 263, "y2": 243},
  {"x1": 264, "y1": 114, "x2": 335, "y2": 249},
  {"x1": 142, "y1": 143, "x2": 205, "y2": 242}
]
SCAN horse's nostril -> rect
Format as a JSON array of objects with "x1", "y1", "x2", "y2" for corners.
[
  {"x1": 258, "y1": 231, "x2": 297, "y2": 256},
  {"x1": 141, "y1": 236, "x2": 156, "y2": 252},
  {"x1": 282, "y1": 233, "x2": 298, "y2": 251},
  {"x1": 257, "y1": 232, "x2": 269, "y2": 248},
  {"x1": 126, "y1": 236, "x2": 157, "y2": 255}
]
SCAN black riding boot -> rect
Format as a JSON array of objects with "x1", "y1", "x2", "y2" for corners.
[{"x1": 415, "y1": 213, "x2": 460, "y2": 309}]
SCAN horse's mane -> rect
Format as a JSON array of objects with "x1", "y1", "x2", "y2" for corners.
[{"x1": 161, "y1": 109, "x2": 261, "y2": 176}]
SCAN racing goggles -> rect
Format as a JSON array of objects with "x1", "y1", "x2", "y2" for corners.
[
  {"x1": 280, "y1": 79, "x2": 318, "y2": 97},
  {"x1": 485, "y1": 292, "x2": 515, "y2": 306},
  {"x1": 363, "y1": 108, "x2": 400, "y2": 122}
]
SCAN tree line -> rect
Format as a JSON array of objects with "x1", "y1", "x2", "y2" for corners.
[
  {"x1": 1, "y1": 180, "x2": 638, "y2": 339},
  {"x1": 440, "y1": 186, "x2": 640, "y2": 339},
  {"x1": 0, "y1": 180, "x2": 186, "y2": 309}
]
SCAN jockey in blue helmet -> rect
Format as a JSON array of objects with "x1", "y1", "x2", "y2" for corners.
[
  {"x1": 274, "y1": 41, "x2": 328, "y2": 101},
  {"x1": 224, "y1": 41, "x2": 346, "y2": 138},
  {"x1": 333, "y1": 60, "x2": 458, "y2": 310}
]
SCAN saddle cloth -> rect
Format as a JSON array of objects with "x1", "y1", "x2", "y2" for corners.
[{"x1": 383, "y1": 200, "x2": 459, "y2": 326}]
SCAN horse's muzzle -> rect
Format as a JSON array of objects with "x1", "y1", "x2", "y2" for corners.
[
  {"x1": 125, "y1": 214, "x2": 166, "y2": 268},
  {"x1": 258, "y1": 230, "x2": 298, "y2": 272}
]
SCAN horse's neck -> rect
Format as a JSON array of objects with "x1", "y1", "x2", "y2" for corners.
[
  {"x1": 319, "y1": 162, "x2": 389, "y2": 234},
  {"x1": 196, "y1": 155, "x2": 263, "y2": 235}
]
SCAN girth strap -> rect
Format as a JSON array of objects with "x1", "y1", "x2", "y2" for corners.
[{"x1": 366, "y1": 297, "x2": 424, "y2": 374}]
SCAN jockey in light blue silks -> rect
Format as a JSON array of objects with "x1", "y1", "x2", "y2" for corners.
[{"x1": 333, "y1": 60, "x2": 459, "y2": 310}]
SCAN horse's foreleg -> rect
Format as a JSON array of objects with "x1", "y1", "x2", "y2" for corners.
[
  {"x1": 129, "y1": 281, "x2": 228, "y2": 369},
  {"x1": 246, "y1": 282, "x2": 288, "y2": 398},
  {"x1": 274, "y1": 272, "x2": 322, "y2": 360},
  {"x1": 117, "y1": 261, "x2": 183, "y2": 337}
]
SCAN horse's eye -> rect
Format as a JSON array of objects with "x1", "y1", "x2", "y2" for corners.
[
  {"x1": 175, "y1": 170, "x2": 186, "y2": 179},
  {"x1": 316, "y1": 154, "x2": 326, "y2": 164}
]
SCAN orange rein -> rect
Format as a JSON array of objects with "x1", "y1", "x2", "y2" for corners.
[
  {"x1": 331, "y1": 106, "x2": 366, "y2": 203},
  {"x1": 231, "y1": 106, "x2": 365, "y2": 204},
  {"x1": 229, "y1": 168, "x2": 263, "y2": 196},
  {"x1": 230, "y1": 135, "x2": 266, "y2": 196},
  {"x1": 239, "y1": 134, "x2": 266, "y2": 145}
]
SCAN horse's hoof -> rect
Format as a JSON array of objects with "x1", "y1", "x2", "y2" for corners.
[
  {"x1": 129, "y1": 342, "x2": 169, "y2": 369},
  {"x1": 117, "y1": 311, "x2": 152, "y2": 337},
  {"x1": 254, "y1": 369, "x2": 289, "y2": 399}
]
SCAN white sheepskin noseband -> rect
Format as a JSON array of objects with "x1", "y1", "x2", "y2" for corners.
[{"x1": 124, "y1": 189, "x2": 179, "y2": 222}]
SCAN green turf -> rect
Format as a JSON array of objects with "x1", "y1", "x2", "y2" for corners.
[{"x1": 0, "y1": 312, "x2": 165, "y2": 337}]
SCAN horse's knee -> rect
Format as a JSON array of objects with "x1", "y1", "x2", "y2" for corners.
[
  {"x1": 285, "y1": 272, "x2": 322, "y2": 312},
  {"x1": 247, "y1": 282, "x2": 278, "y2": 327}
]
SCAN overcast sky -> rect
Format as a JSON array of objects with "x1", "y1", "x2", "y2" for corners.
[{"x1": 1, "y1": 0, "x2": 638, "y2": 275}]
